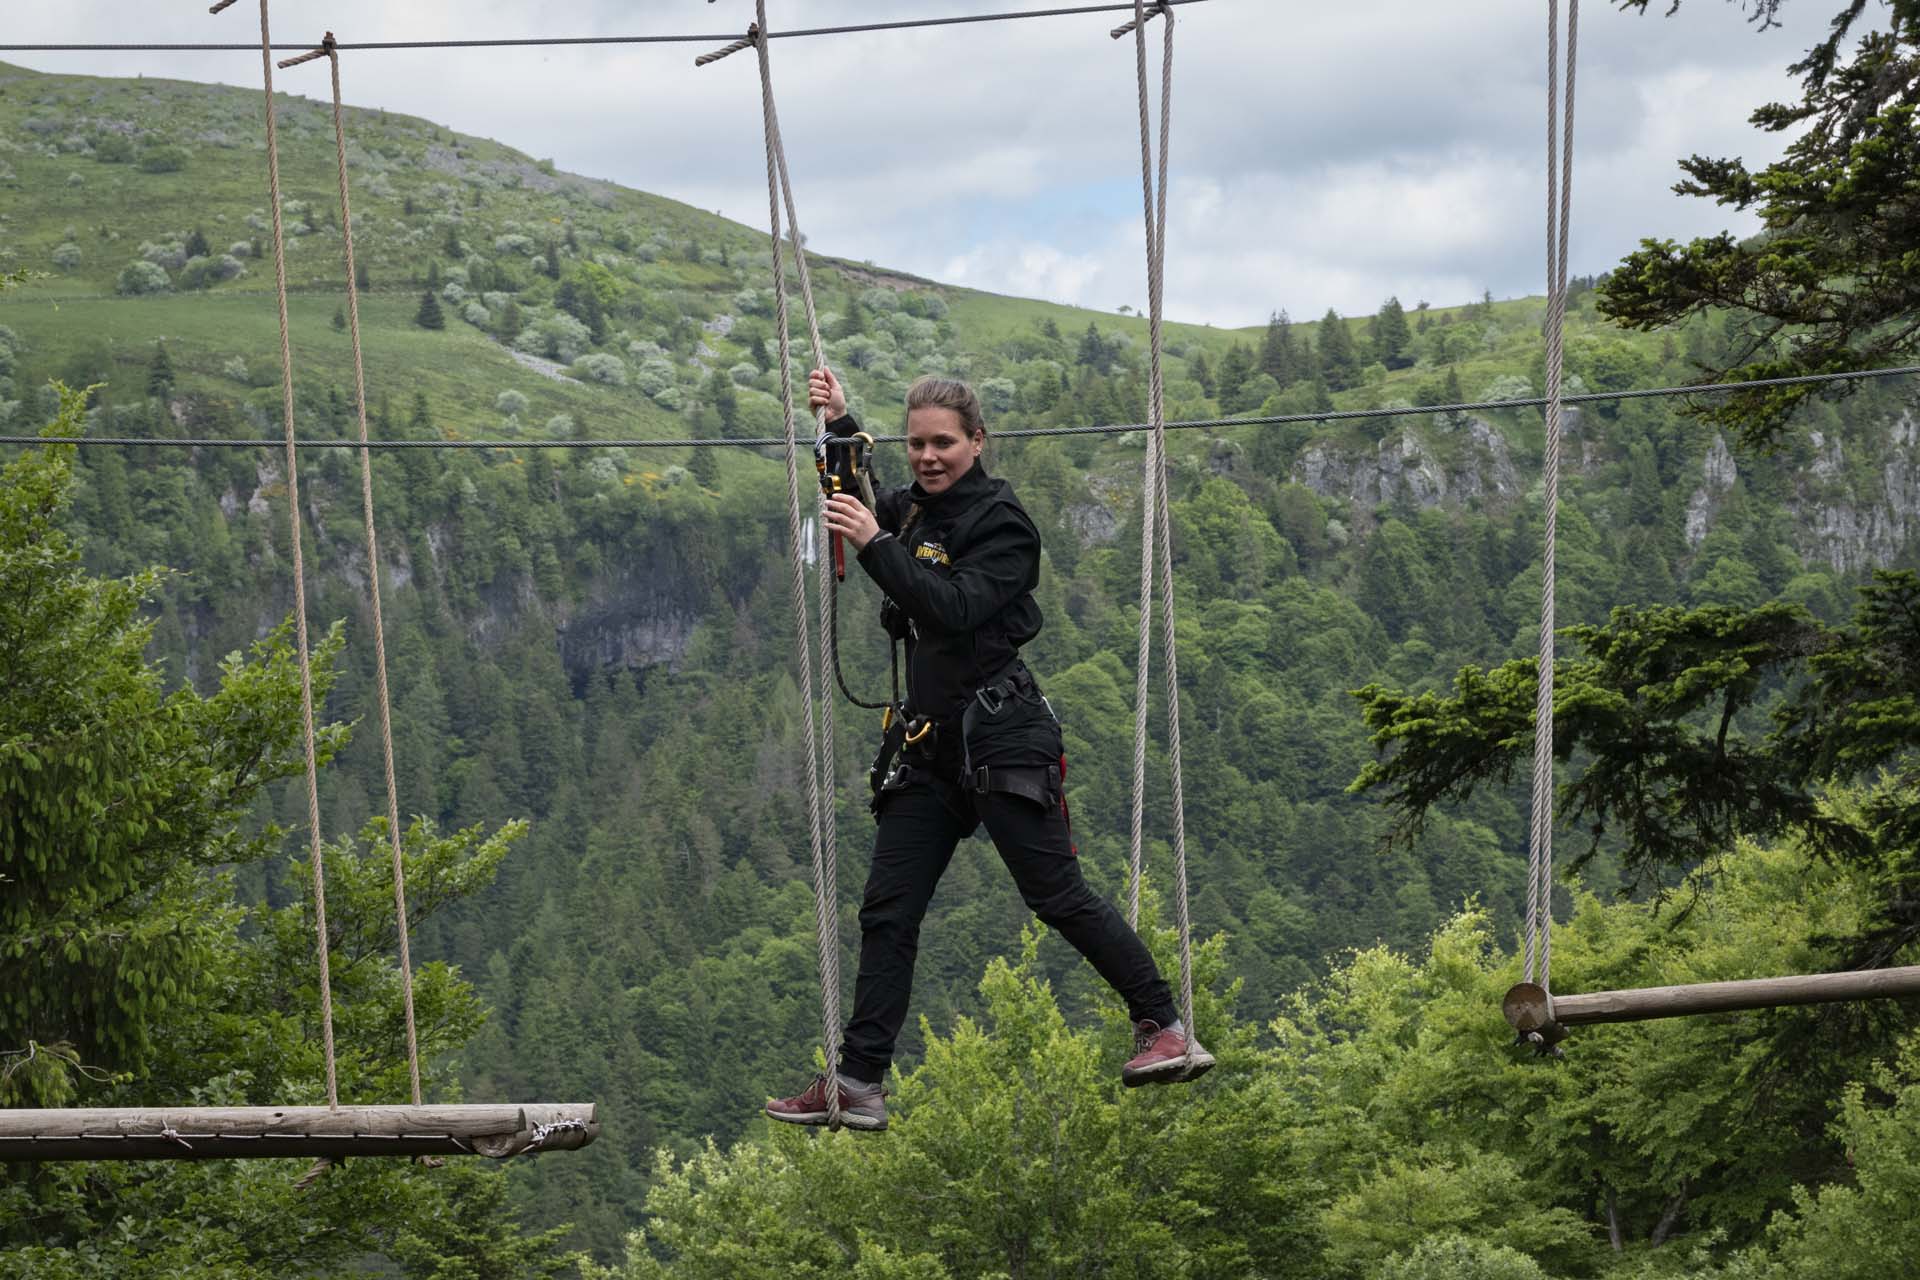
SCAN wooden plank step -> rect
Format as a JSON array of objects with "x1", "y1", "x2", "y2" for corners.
[{"x1": 0, "y1": 1102, "x2": 599, "y2": 1161}]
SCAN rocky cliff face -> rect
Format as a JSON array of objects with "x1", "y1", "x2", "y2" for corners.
[
  {"x1": 1790, "y1": 411, "x2": 1920, "y2": 573},
  {"x1": 1281, "y1": 402, "x2": 1920, "y2": 575},
  {"x1": 1684, "y1": 433, "x2": 1738, "y2": 551},
  {"x1": 555, "y1": 572, "x2": 702, "y2": 676},
  {"x1": 1291, "y1": 416, "x2": 1521, "y2": 514}
]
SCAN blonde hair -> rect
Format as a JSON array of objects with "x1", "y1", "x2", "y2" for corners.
[{"x1": 905, "y1": 375, "x2": 987, "y2": 439}]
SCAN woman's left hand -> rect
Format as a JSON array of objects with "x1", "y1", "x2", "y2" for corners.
[{"x1": 823, "y1": 493, "x2": 880, "y2": 552}]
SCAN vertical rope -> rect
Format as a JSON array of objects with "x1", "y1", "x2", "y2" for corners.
[
  {"x1": 1127, "y1": 450, "x2": 1156, "y2": 932},
  {"x1": 1125, "y1": 5, "x2": 1175, "y2": 939},
  {"x1": 1528, "y1": 0, "x2": 1579, "y2": 992},
  {"x1": 757, "y1": 13, "x2": 843, "y2": 1111},
  {"x1": 318, "y1": 38, "x2": 423, "y2": 1107},
  {"x1": 243, "y1": 0, "x2": 338, "y2": 1109},
  {"x1": 740, "y1": 3, "x2": 841, "y2": 1129},
  {"x1": 1122, "y1": 1, "x2": 1195, "y2": 1048}
]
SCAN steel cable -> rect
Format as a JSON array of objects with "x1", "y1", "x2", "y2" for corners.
[
  {"x1": 5, "y1": 1, "x2": 1215, "y2": 53},
  {"x1": 14, "y1": 365, "x2": 1916, "y2": 453}
]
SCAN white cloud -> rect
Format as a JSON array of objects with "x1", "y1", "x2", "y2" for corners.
[{"x1": 5, "y1": 0, "x2": 1843, "y2": 325}]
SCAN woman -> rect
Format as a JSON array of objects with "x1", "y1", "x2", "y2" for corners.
[{"x1": 767, "y1": 368, "x2": 1211, "y2": 1133}]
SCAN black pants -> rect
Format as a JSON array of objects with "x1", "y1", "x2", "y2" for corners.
[{"x1": 839, "y1": 773, "x2": 1178, "y2": 1084}]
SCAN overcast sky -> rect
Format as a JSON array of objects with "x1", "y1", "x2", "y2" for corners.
[{"x1": 8, "y1": 1, "x2": 1838, "y2": 328}]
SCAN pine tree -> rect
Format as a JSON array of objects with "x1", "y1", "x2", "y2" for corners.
[
  {"x1": 145, "y1": 342, "x2": 174, "y2": 399},
  {"x1": 1215, "y1": 343, "x2": 1256, "y2": 406},
  {"x1": 408, "y1": 390, "x2": 433, "y2": 438},
  {"x1": 1430, "y1": 365, "x2": 1467, "y2": 429},
  {"x1": 415, "y1": 289, "x2": 445, "y2": 330},
  {"x1": 554, "y1": 279, "x2": 582, "y2": 322},
  {"x1": 1076, "y1": 323, "x2": 1113, "y2": 373},
  {"x1": 1627, "y1": 440, "x2": 1663, "y2": 527},
  {"x1": 839, "y1": 291, "x2": 870, "y2": 339},
  {"x1": 705, "y1": 369, "x2": 740, "y2": 437},
  {"x1": 1259, "y1": 310, "x2": 1303, "y2": 385},
  {"x1": 426, "y1": 260, "x2": 443, "y2": 292},
  {"x1": 543, "y1": 242, "x2": 562, "y2": 280},
  {"x1": 1316, "y1": 309, "x2": 1360, "y2": 390},
  {"x1": 444, "y1": 225, "x2": 463, "y2": 259},
  {"x1": 1371, "y1": 297, "x2": 1413, "y2": 370},
  {"x1": 556, "y1": 279, "x2": 606, "y2": 344},
  {"x1": 689, "y1": 444, "x2": 721, "y2": 490},
  {"x1": 1189, "y1": 349, "x2": 1216, "y2": 398},
  {"x1": 332, "y1": 306, "x2": 348, "y2": 332},
  {"x1": 497, "y1": 298, "x2": 522, "y2": 339},
  {"x1": 354, "y1": 256, "x2": 370, "y2": 290}
]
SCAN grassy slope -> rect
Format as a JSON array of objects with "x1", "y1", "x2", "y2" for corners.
[
  {"x1": 0, "y1": 61, "x2": 1254, "y2": 445},
  {"x1": 0, "y1": 58, "x2": 1651, "y2": 462}
]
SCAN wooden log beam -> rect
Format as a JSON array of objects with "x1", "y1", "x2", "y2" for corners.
[
  {"x1": 1505, "y1": 965, "x2": 1920, "y2": 1040},
  {"x1": 0, "y1": 1103, "x2": 599, "y2": 1162}
]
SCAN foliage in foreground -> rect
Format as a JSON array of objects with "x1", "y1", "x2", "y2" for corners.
[
  {"x1": 1352, "y1": 573, "x2": 1920, "y2": 963},
  {"x1": 0, "y1": 411, "x2": 576, "y2": 1277},
  {"x1": 1604, "y1": 0, "x2": 1920, "y2": 445},
  {"x1": 588, "y1": 837, "x2": 1920, "y2": 1279}
]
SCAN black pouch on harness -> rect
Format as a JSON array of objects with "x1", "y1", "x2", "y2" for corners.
[{"x1": 959, "y1": 665, "x2": 1078, "y2": 852}]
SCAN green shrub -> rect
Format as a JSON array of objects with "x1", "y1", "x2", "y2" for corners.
[{"x1": 136, "y1": 145, "x2": 188, "y2": 174}]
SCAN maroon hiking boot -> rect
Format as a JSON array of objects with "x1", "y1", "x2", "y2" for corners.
[
  {"x1": 1121, "y1": 1020, "x2": 1216, "y2": 1087},
  {"x1": 765, "y1": 1074, "x2": 888, "y2": 1131}
]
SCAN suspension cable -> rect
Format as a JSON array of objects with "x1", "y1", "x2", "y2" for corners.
[
  {"x1": 13, "y1": 365, "x2": 1914, "y2": 452},
  {"x1": 3, "y1": 0, "x2": 1215, "y2": 53}
]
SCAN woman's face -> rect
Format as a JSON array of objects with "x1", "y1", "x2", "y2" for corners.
[{"x1": 906, "y1": 407, "x2": 981, "y2": 495}]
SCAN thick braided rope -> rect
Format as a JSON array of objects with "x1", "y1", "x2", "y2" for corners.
[
  {"x1": 739, "y1": 3, "x2": 840, "y2": 1128},
  {"x1": 1527, "y1": 0, "x2": 1578, "y2": 991},
  {"x1": 1128, "y1": 422, "x2": 1156, "y2": 932},
  {"x1": 242, "y1": 0, "x2": 339, "y2": 1109},
  {"x1": 1129, "y1": 0, "x2": 1197, "y2": 1053},
  {"x1": 1125, "y1": 1, "x2": 1173, "y2": 934},
  {"x1": 761, "y1": 32, "x2": 845, "y2": 1086},
  {"x1": 758, "y1": 3, "x2": 846, "y2": 1122},
  {"x1": 318, "y1": 39, "x2": 423, "y2": 1106}
]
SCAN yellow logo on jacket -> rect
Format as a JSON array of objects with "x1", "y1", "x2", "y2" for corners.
[{"x1": 914, "y1": 541, "x2": 951, "y2": 566}]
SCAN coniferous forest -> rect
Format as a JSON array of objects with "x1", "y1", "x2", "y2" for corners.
[{"x1": 6, "y1": 3, "x2": 1920, "y2": 1275}]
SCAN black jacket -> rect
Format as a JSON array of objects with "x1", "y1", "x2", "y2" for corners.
[{"x1": 830, "y1": 414, "x2": 1054, "y2": 764}]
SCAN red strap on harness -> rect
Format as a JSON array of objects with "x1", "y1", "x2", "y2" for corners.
[{"x1": 1058, "y1": 752, "x2": 1077, "y2": 856}]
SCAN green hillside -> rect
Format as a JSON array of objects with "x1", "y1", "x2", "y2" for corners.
[{"x1": 5, "y1": 55, "x2": 1920, "y2": 1280}]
